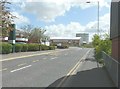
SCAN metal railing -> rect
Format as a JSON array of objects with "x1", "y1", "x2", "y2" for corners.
[{"x1": 102, "y1": 51, "x2": 118, "y2": 87}]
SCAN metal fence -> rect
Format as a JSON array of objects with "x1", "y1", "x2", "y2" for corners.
[{"x1": 102, "y1": 51, "x2": 118, "y2": 87}]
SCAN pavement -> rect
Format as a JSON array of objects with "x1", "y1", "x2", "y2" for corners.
[{"x1": 0, "y1": 47, "x2": 115, "y2": 88}]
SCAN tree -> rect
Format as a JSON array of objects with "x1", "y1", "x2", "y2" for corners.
[
  {"x1": 0, "y1": 0, "x2": 16, "y2": 37},
  {"x1": 92, "y1": 34, "x2": 112, "y2": 61},
  {"x1": 28, "y1": 27, "x2": 46, "y2": 43},
  {"x1": 20, "y1": 24, "x2": 33, "y2": 38}
]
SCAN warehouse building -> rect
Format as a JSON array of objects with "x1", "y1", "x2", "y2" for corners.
[{"x1": 50, "y1": 37, "x2": 83, "y2": 46}]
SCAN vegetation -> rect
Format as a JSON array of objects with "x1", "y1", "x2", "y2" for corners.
[
  {"x1": 81, "y1": 43, "x2": 93, "y2": 48},
  {"x1": 92, "y1": 34, "x2": 112, "y2": 63},
  {"x1": 0, "y1": 42, "x2": 12, "y2": 54},
  {"x1": 21, "y1": 25, "x2": 49, "y2": 44},
  {"x1": 40, "y1": 44, "x2": 49, "y2": 50},
  {"x1": 27, "y1": 44, "x2": 40, "y2": 51},
  {"x1": 0, "y1": 42, "x2": 55, "y2": 54},
  {"x1": 15, "y1": 44, "x2": 23, "y2": 52},
  {"x1": 49, "y1": 46, "x2": 55, "y2": 50},
  {"x1": 0, "y1": 0, "x2": 16, "y2": 37},
  {"x1": 21, "y1": 44, "x2": 28, "y2": 52}
]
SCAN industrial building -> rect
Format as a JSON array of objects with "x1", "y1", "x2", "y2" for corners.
[{"x1": 50, "y1": 37, "x2": 83, "y2": 46}]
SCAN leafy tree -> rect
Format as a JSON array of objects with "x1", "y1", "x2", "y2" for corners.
[
  {"x1": 92, "y1": 34, "x2": 112, "y2": 61},
  {"x1": 0, "y1": 0, "x2": 16, "y2": 37}
]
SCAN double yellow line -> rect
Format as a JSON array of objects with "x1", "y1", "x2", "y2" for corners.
[{"x1": 56, "y1": 49, "x2": 91, "y2": 87}]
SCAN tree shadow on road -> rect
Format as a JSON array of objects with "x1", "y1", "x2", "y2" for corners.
[{"x1": 46, "y1": 66, "x2": 115, "y2": 88}]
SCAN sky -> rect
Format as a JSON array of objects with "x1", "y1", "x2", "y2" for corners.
[{"x1": 8, "y1": 0, "x2": 111, "y2": 42}]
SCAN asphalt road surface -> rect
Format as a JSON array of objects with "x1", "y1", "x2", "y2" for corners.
[{"x1": 2, "y1": 47, "x2": 92, "y2": 87}]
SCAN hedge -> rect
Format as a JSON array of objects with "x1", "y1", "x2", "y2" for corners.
[
  {"x1": 27, "y1": 44, "x2": 40, "y2": 51},
  {"x1": 21, "y1": 44, "x2": 28, "y2": 52},
  {"x1": 15, "y1": 44, "x2": 23, "y2": 52},
  {"x1": 0, "y1": 42, "x2": 56, "y2": 54},
  {"x1": 0, "y1": 43, "x2": 12, "y2": 54},
  {"x1": 49, "y1": 46, "x2": 55, "y2": 50},
  {"x1": 40, "y1": 45, "x2": 49, "y2": 50}
]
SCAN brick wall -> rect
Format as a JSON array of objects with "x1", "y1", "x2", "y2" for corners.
[{"x1": 112, "y1": 36, "x2": 120, "y2": 61}]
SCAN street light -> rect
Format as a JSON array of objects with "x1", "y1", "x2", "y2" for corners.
[{"x1": 86, "y1": 1, "x2": 100, "y2": 36}]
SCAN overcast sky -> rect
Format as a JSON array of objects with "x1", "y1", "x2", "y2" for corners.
[{"x1": 9, "y1": 0, "x2": 111, "y2": 42}]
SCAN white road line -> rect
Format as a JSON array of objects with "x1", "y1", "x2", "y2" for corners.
[
  {"x1": 10, "y1": 65, "x2": 32, "y2": 73},
  {"x1": 51, "y1": 57, "x2": 58, "y2": 60}
]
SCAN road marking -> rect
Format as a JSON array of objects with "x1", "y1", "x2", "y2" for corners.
[
  {"x1": 56, "y1": 49, "x2": 91, "y2": 87},
  {"x1": 17, "y1": 63, "x2": 27, "y2": 67},
  {"x1": 51, "y1": 57, "x2": 58, "y2": 60},
  {"x1": 1, "y1": 52, "x2": 52, "y2": 62},
  {"x1": 33, "y1": 60, "x2": 39, "y2": 62},
  {"x1": 1, "y1": 49, "x2": 69, "y2": 62},
  {"x1": 0, "y1": 68, "x2": 7, "y2": 71},
  {"x1": 43, "y1": 58, "x2": 47, "y2": 59},
  {"x1": 10, "y1": 65, "x2": 32, "y2": 73}
]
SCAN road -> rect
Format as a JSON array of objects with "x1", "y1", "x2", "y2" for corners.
[{"x1": 2, "y1": 47, "x2": 91, "y2": 87}]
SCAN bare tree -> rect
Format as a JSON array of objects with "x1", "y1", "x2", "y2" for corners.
[
  {"x1": 20, "y1": 24, "x2": 33, "y2": 38},
  {"x1": 28, "y1": 27, "x2": 46, "y2": 43}
]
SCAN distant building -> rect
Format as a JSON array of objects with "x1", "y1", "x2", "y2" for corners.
[
  {"x1": 2, "y1": 30, "x2": 28, "y2": 44},
  {"x1": 50, "y1": 37, "x2": 83, "y2": 46},
  {"x1": 76, "y1": 33, "x2": 89, "y2": 44}
]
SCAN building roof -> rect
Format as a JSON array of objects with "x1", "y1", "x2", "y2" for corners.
[{"x1": 50, "y1": 37, "x2": 81, "y2": 40}]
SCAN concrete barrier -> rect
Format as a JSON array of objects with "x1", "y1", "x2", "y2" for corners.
[{"x1": 102, "y1": 52, "x2": 118, "y2": 87}]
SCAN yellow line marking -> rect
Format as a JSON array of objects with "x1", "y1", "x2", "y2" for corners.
[
  {"x1": 17, "y1": 63, "x2": 27, "y2": 67},
  {"x1": 43, "y1": 58, "x2": 47, "y2": 60},
  {"x1": 0, "y1": 68, "x2": 8, "y2": 71},
  {"x1": 1, "y1": 52, "x2": 52, "y2": 62},
  {"x1": 56, "y1": 49, "x2": 91, "y2": 87},
  {"x1": 1, "y1": 49, "x2": 68, "y2": 62},
  {"x1": 33, "y1": 60, "x2": 39, "y2": 62}
]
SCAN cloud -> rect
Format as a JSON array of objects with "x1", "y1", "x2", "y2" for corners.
[
  {"x1": 15, "y1": 0, "x2": 110, "y2": 22},
  {"x1": 44, "y1": 13, "x2": 110, "y2": 42},
  {"x1": 86, "y1": 13, "x2": 110, "y2": 33},
  {"x1": 45, "y1": 22, "x2": 85, "y2": 37},
  {"x1": 11, "y1": 12, "x2": 30, "y2": 24}
]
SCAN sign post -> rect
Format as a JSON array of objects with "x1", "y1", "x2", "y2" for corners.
[{"x1": 8, "y1": 24, "x2": 16, "y2": 53}]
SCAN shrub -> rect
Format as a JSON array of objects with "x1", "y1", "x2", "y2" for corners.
[
  {"x1": 27, "y1": 44, "x2": 39, "y2": 51},
  {"x1": 40, "y1": 45, "x2": 49, "y2": 50},
  {"x1": 15, "y1": 44, "x2": 23, "y2": 52},
  {"x1": 49, "y1": 46, "x2": 55, "y2": 50},
  {"x1": 92, "y1": 34, "x2": 111, "y2": 64},
  {"x1": 0, "y1": 42, "x2": 12, "y2": 54},
  {"x1": 21, "y1": 44, "x2": 28, "y2": 52}
]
